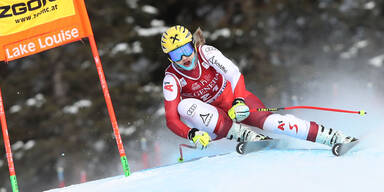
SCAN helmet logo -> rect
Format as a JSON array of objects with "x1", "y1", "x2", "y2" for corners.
[{"x1": 170, "y1": 34, "x2": 180, "y2": 43}]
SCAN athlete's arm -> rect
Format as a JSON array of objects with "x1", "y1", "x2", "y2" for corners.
[{"x1": 163, "y1": 74, "x2": 192, "y2": 139}]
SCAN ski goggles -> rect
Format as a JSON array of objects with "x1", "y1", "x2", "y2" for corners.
[{"x1": 168, "y1": 43, "x2": 194, "y2": 62}]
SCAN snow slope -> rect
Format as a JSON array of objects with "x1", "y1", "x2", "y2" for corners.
[{"x1": 46, "y1": 128, "x2": 384, "y2": 192}]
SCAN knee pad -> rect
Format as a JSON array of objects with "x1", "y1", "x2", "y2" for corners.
[{"x1": 177, "y1": 98, "x2": 218, "y2": 139}]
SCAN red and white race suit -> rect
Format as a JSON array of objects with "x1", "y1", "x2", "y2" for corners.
[{"x1": 162, "y1": 45, "x2": 320, "y2": 142}]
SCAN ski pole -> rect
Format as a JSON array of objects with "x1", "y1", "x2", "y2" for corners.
[
  {"x1": 250, "y1": 106, "x2": 367, "y2": 116},
  {"x1": 178, "y1": 144, "x2": 197, "y2": 162}
]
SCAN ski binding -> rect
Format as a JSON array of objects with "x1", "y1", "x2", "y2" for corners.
[
  {"x1": 236, "y1": 139, "x2": 276, "y2": 155},
  {"x1": 332, "y1": 139, "x2": 359, "y2": 156}
]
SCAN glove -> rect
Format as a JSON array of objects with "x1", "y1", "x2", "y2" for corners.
[
  {"x1": 188, "y1": 128, "x2": 211, "y2": 150},
  {"x1": 228, "y1": 98, "x2": 250, "y2": 122}
]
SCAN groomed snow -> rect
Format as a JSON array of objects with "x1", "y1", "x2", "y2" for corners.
[{"x1": 46, "y1": 126, "x2": 384, "y2": 192}]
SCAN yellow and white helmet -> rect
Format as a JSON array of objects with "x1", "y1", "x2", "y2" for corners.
[{"x1": 161, "y1": 25, "x2": 192, "y2": 53}]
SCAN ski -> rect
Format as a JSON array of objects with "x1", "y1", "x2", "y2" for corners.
[
  {"x1": 178, "y1": 152, "x2": 231, "y2": 164},
  {"x1": 332, "y1": 139, "x2": 359, "y2": 156},
  {"x1": 236, "y1": 139, "x2": 277, "y2": 155}
]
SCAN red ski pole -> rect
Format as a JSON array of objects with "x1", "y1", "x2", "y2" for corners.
[
  {"x1": 250, "y1": 106, "x2": 367, "y2": 116},
  {"x1": 178, "y1": 144, "x2": 197, "y2": 162}
]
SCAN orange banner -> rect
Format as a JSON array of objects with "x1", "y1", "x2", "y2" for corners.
[{"x1": 0, "y1": 0, "x2": 94, "y2": 62}]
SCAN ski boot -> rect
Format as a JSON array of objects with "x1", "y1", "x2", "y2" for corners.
[
  {"x1": 226, "y1": 122, "x2": 270, "y2": 142},
  {"x1": 315, "y1": 125, "x2": 357, "y2": 147}
]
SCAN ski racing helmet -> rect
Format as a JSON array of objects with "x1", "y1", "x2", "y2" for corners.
[{"x1": 161, "y1": 25, "x2": 193, "y2": 54}]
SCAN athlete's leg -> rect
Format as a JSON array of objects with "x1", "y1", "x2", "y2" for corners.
[
  {"x1": 262, "y1": 113, "x2": 356, "y2": 146},
  {"x1": 241, "y1": 90, "x2": 272, "y2": 128},
  {"x1": 241, "y1": 91, "x2": 356, "y2": 146},
  {"x1": 177, "y1": 98, "x2": 267, "y2": 142},
  {"x1": 262, "y1": 113, "x2": 316, "y2": 140},
  {"x1": 177, "y1": 98, "x2": 232, "y2": 140},
  {"x1": 240, "y1": 90, "x2": 324, "y2": 142}
]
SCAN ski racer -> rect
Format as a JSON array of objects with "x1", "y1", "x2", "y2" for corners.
[{"x1": 161, "y1": 25, "x2": 357, "y2": 149}]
